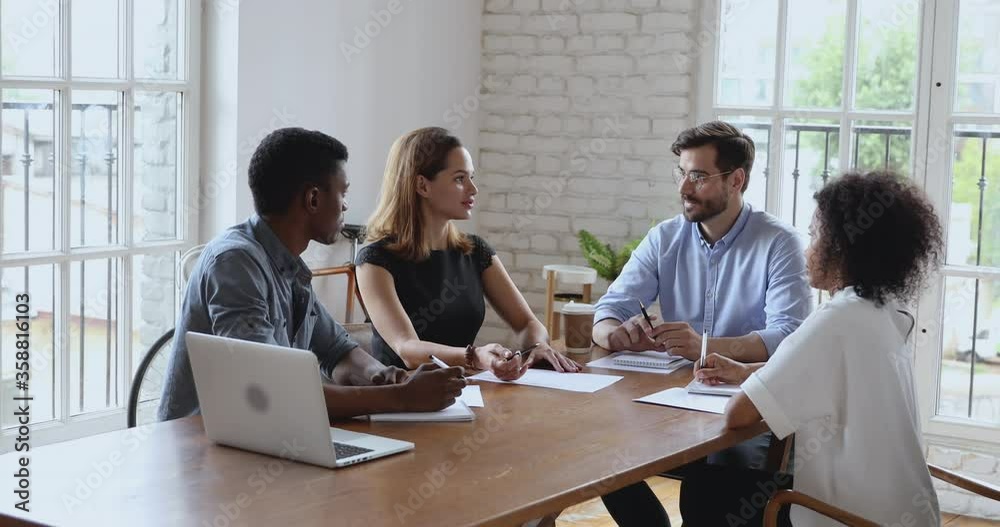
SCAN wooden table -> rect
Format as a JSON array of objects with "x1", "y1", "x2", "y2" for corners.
[{"x1": 0, "y1": 347, "x2": 766, "y2": 527}]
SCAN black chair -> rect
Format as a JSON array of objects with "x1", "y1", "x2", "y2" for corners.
[{"x1": 126, "y1": 328, "x2": 175, "y2": 428}]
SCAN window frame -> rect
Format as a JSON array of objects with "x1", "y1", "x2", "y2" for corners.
[
  {"x1": 698, "y1": 0, "x2": 1000, "y2": 447},
  {"x1": 0, "y1": 0, "x2": 200, "y2": 448}
]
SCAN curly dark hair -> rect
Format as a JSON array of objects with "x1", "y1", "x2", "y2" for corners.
[
  {"x1": 812, "y1": 171, "x2": 943, "y2": 306},
  {"x1": 248, "y1": 127, "x2": 348, "y2": 215}
]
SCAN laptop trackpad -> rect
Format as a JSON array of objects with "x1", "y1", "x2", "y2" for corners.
[{"x1": 330, "y1": 427, "x2": 370, "y2": 443}]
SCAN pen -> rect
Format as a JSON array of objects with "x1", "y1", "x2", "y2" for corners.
[
  {"x1": 699, "y1": 331, "x2": 708, "y2": 369},
  {"x1": 505, "y1": 342, "x2": 540, "y2": 362},
  {"x1": 637, "y1": 299, "x2": 654, "y2": 329},
  {"x1": 428, "y1": 354, "x2": 450, "y2": 369}
]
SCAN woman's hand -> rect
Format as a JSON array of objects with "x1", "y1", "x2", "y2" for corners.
[
  {"x1": 474, "y1": 343, "x2": 529, "y2": 381},
  {"x1": 524, "y1": 342, "x2": 582, "y2": 373},
  {"x1": 694, "y1": 353, "x2": 751, "y2": 385}
]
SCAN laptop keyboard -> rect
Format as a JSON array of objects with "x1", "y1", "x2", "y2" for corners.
[{"x1": 334, "y1": 442, "x2": 374, "y2": 458}]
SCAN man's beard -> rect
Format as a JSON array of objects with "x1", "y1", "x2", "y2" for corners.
[{"x1": 681, "y1": 192, "x2": 729, "y2": 223}]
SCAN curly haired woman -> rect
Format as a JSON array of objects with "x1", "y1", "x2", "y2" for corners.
[{"x1": 690, "y1": 171, "x2": 943, "y2": 526}]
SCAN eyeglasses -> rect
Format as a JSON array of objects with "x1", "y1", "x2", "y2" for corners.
[{"x1": 673, "y1": 167, "x2": 734, "y2": 188}]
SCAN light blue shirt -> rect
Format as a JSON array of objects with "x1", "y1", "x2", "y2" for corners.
[{"x1": 594, "y1": 204, "x2": 812, "y2": 356}]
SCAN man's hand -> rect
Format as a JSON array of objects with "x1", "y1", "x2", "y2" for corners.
[
  {"x1": 369, "y1": 365, "x2": 409, "y2": 385},
  {"x1": 398, "y1": 363, "x2": 466, "y2": 412},
  {"x1": 606, "y1": 313, "x2": 660, "y2": 351},
  {"x1": 694, "y1": 353, "x2": 751, "y2": 385},
  {"x1": 650, "y1": 322, "x2": 703, "y2": 361}
]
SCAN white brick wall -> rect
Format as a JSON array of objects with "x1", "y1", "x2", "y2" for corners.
[
  {"x1": 476, "y1": 0, "x2": 692, "y2": 344},
  {"x1": 927, "y1": 443, "x2": 1000, "y2": 519}
]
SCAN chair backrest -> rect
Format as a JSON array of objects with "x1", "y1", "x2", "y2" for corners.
[
  {"x1": 127, "y1": 244, "x2": 204, "y2": 428},
  {"x1": 127, "y1": 329, "x2": 175, "y2": 428},
  {"x1": 179, "y1": 244, "x2": 206, "y2": 290}
]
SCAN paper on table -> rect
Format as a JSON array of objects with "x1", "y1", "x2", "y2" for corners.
[
  {"x1": 685, "y1": 378, "x2": 741, "y2": 397},
  {"x1": 469, "y1": 369, "x2": 622, "y2": 393},
  {"x1": 588, "y1": 352, "x2": 691, "y2": 375},
  {"x1": 368, "y1": 400, "x2": 476, "y2": 422},
  {"x1": 634, "y1": 387, "x2": 729, "y2": 414},
  {"x1": 459, "y1": 385, "x2": 484, "y2": 407}
]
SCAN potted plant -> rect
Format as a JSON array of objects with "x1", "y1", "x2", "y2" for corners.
[{"x1": 577, "y1": 230, "x2": 645, "y2": 283}]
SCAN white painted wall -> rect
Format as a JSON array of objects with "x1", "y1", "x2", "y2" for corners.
[{"x1": 199, "y1": 0, "x2": 484, "y2": 319}]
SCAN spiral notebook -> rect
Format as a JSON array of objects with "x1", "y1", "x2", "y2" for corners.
[{"x1": 611, "y1": 351, "x2": 686, "y2": 370}]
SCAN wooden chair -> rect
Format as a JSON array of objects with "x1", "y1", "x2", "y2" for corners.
[
  {"x1": 763, "y1": 462, "x2": 1000, "y2": 526},
  {"x1": 312, "y1": 264, "x2": 368, "y2": 323}
]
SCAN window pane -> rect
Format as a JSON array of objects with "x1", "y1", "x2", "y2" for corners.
[
  {"x1": 850, "y1": 120, "x2": 913, "y2": 175},
  {"x1": 134, "y1": 91, "x2": 181, "y2": 242},
  {"x1": 1, "y1": 265, "x2": 58, "y2": 428},
  {"x1": 71, "y1": 0, "x2": 121, "y2": 78},
  {"x1": 854, "y1": 0, "x2": 919, "y2": 111},
  {"x1": 947, "y1": 126, "x2": 1000, "y2": 269},
  {"x1": 69, "y1": 257, "x2": 121, "y2": 415},
  {"x1": 781, "y1": 119, "x2": 841, "y2": 229},
  {"x1": 937, "y1": 276, "x2": 1000, "y2": 425},
  {"x1": 722, "y1": 115, "x2": 771, "y2": 211},
  {"x1": 1, "y1": 0, "x2": 59, "y2": 77},
  {"x1": 132, "y1": 252, "x2": 177, "y2": 424},
  {"x1": 134, "y1": 0, "x2": 183, "y2": 80},
  {"x1": 2, "y1": 89, "x2": 58, "y2": 254},
  {"x1": 70, "y1": 90, "x2": 122, "y2": 248},
  {"x1": 955, "y1": 0, "x2": 1000, "y2": 114},
  {"x1": 784, "y1": 0, "x2": 847, "y2": 109},
  {"x1": 717, "y1": 0, "x2": 778, "y2": 107}
]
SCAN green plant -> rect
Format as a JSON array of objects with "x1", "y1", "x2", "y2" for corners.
[{"x1": 577, "y1": 230, "x2": 644, "y2": 282}]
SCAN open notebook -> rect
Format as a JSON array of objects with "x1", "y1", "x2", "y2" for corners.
[{"x1": 367, "y1": 400, "x2": 476, "y2": 422}]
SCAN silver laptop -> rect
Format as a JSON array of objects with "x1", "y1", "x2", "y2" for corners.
[{"x1": 186, "y1": 332, "x2": 414, "y2": 468}]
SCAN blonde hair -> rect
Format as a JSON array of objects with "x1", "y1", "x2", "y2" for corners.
[{"x1": 366, "y1": 127, "x2": 473, "y2": 261}]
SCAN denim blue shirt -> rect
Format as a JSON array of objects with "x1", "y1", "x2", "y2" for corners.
[
  {"x1": 594, "y1": 204, "x2": 811, "y2": 355},
  {"x1": 158, "y1": 215, "x2": 358, "y2": 421}
]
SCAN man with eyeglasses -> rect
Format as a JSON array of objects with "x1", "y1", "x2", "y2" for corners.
[{"x1": 592, "y1": 121, "x2": 812, "y2": 527}]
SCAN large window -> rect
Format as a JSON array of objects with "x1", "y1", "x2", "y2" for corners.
[
  {"x1": 0, "y1": 0, "x2": 198, "y2": 446},
  {"x1": 703, "y1": 0, "x2": 999, "y2": 443}
]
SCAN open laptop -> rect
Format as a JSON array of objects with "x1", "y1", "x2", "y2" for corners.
[{"x1": 186, "y1": 332, "x2": 414, "y2": 468}]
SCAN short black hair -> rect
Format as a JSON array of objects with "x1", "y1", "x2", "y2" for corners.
[
  {"x1": 813, "y1": 171, "x2": 943, "y2": 306},
  {"x1": 247, "y1": 127, "x2": 348, "y2": 215},
  {"x1": 671, "y1": 121, "x2": 755, "y2": 192}
]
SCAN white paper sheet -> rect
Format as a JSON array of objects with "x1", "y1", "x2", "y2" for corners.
[
  {"x1": 587, "y1": 352, "x2": 691, "y2": 375},
  {"x1": 367, "y1": 400, "x2": 476, "y2": 422},
  {"x1": 459, "y1": 385, "x2": 484, "y2": 407},
  {"x1": 634, "y1": 387, "x2": 729, "y2": 414},
  {"x1": 685, "y1": 379, "x2": 741, "y2": 397},
  {"x1": 469, "y1": 369, "x2": 623, "y2": 393}
]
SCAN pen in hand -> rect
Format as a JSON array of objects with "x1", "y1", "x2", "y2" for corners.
[
  {"x1": 505, "y1": 342, "x2": 540, "y2": 362},
  {"x1": 428, "y1": 354, "x2": 469, "y2": 382},
  {"x1": 699, "y1": 331, "x2": 708, "y2": 369}
]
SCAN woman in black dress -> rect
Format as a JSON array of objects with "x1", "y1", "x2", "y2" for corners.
[{"x1": 356, "y1": 127, "x2": 580, "y2": 380}]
